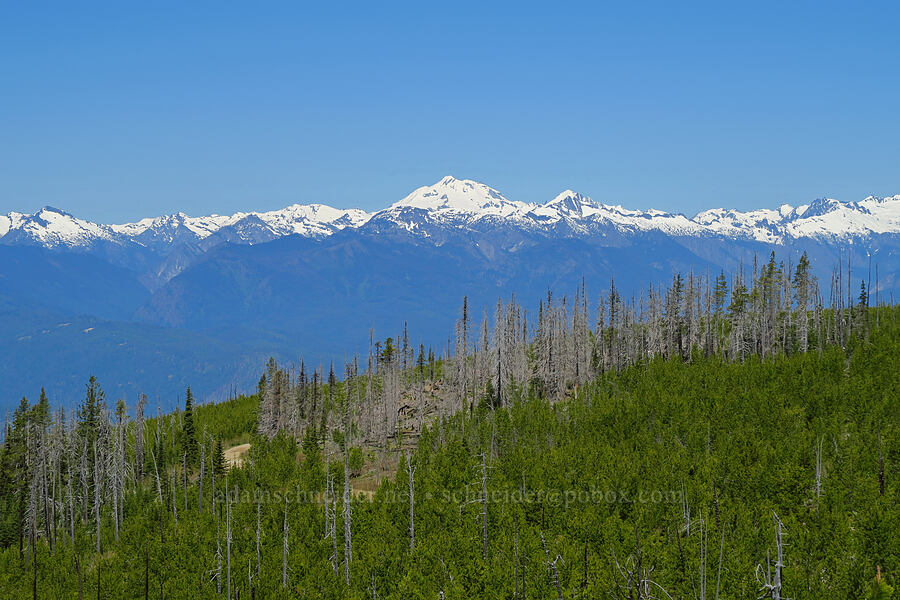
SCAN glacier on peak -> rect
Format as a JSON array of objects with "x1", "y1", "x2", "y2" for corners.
[{"x1": 388, "y1": 176, "x2": 530, "y2": 218}]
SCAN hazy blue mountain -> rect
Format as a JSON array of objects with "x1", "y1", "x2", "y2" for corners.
[{"x1": 0, "y1": 245, "x2": 149, "y2": 320}]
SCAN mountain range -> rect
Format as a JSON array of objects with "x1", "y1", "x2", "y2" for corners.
[
  {"x1": 5, "y1": 176, "x2": 900, "y2": 259},
  {"x1": 3, "y1": 176, "x2": 898, "y2": 410}
]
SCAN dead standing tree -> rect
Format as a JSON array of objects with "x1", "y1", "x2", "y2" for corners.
[
  {"x1": 756, "y1": 512, "x2": 787, "y2": 600},
  {"x1": 406, "y1": 451, "x2": 416, "y2": 553},
  {"x1": 815, "y1": 436, "x2": 824, "y2": 499},
  {"x1": 459, "y1": 452, "x2": 491, "y2": 561},
  {"x1": 610, "y1": 527, "x2": 675, "y2": 600},
  {"x1": 342, "y1": 364, "x2": 354, "y2": 586},
  {"x1": 282, "y1": 501, "x2": 289, "y2": 589}
]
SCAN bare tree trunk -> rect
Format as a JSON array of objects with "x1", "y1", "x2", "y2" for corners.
[
  {"x1": 211, "y1": 441, "x2": 216, "y2": 517},
  {"x1": 136, "y1": 395, "x2": 146, "y2": 481},
  {"x1": 514, "y1": 529, "x2": 520, "y2": 599},
  {"x1": 226, "y1": 489, "x2": 232, "y2": 600},
  {"x1": 93, "y1": 442, "x2": 101, "y2": 554},
  {"x1": 331, "y1": 482, "x2": 338, "y2": 579},
  {"x1": 343, "y1": 386, "x2": 353, "y2": 586},
  {"x1": 407, "y1": 452, "x2": 415, "y2": 553},
  {"x1": 171, "y1": 470, "x2": 177, "y2": 525},
  {"x1": 199, "y1": 443, "x2": 205, "y2": 513},
  {"x1": 715, "y1": 525, "x2": 725, "y2": 600},
  {"x1": 216, "y1": 523, "x2": 223, "y2": 595},
  {"x1": 256, "y1": 501, "x2": 261, "y2": 581},
  {"x1": 757, "y1": 512, "x2": 786, "y2": 600},
  {"x1": 815, "y1": 436, "x2": 824, "y2": 498},
  {"x1": 343, "y1": 463, "x2": 352, "y2": 586},
  {"x1": 481, "y1": 453, "x2": 489, "y2": 560},
  {"x1": 31, "y1": 531, "x2": 37, "y2": 600},
  {"x1": 282, "y1": 502, "x2": 289, "y2": 589},
  {"x1": 151, "y1": 449, "x2": 162, "y2": 502}
]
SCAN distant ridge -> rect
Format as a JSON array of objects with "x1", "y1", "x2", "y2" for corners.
[{"x1": 3, "y1": 176, "x2": 900, "y2": 256}]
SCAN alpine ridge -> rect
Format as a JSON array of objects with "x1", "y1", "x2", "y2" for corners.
[{"x1": 4, "y1": 177, "x2": 899, "y2": 255}]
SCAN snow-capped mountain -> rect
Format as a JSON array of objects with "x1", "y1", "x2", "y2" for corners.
[
  {"x1": 0, "y1": 206, "x2": 118, "y2": 248},
  {"x1": 526, "y1": 190, "x2": 705, "y2": 237},
  {"x1": 366, "y1": 177, "x2": 724, "y2": 240},
  {"x1": 364, "y1": 176, "x2": 900, "y2": 243},
  {"x1": 111, "y1": 203, "x2": 372, "y2": 248},
  {"x1": 695, "y1": 195, "x2": 900, "y2": 243},
  {"x1": 0, "y1": 203, "x2": 372, "y2": 254},
  {"x1": 390, "y1": 176, "x2": 529, "y2": 218},
  {"x1": 5, "y1": 175, "x2": 900, "y2": 408},
  {"x1": 3, "y1": 177, "x2": 900, "y2": 256},
  {"x1": 364, "y1": 176, "x2": 536, "y2": 237}
]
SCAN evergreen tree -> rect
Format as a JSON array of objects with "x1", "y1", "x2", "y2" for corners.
[
  {"x1": 257, "y1": 373, "x2": 267, "y2": 397},
  {"x1": 182, "y1": 387, "x2": 199, "y2": 466},
  {"x1": 0, "y1": 422, "x2": 15, "y2": 547},
  {"x1": 713, "y1": 271, "x2": 729, "y2": 315},
  {"x1": 6, "y1": 397, "x2": 29, "y2": 556},
  {"x1": 76, "y1": 376, "x2": 104, "y2": 450},
  {"x1": 381, "y1": 337, "x2": 395, "y2": 364},
  {"x1": 213, "y1": 439, "x2": 226, "y2": 476},
  {"x1": 417, "y1": 344, "x2": 426, "y2": 374},
  {"x1": 32, "y1": 389, "x2": 50, "y2": 431},
  {"x1": 793, "y1": 252, "x2": 813, "y2": 352}
]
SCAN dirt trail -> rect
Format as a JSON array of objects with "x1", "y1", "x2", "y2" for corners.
[{"x1": 224, "y1": 443, "x2": 251, "y2": 468}]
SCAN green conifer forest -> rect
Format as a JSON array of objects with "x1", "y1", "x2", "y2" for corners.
[{"x1": 1, "y1": 256, "x2": 898, "y2": 599}]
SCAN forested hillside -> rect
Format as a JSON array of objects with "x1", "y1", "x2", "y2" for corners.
[{"x1": 1, "y1": 253, "x2": 897, "y2": 598}]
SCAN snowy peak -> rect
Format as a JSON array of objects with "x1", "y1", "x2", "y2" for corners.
[
  {"x1": 696, "y1": 194, "x2": 900, "y2": 242},
  {"x1": 525, "y1": 190, "x2": 704, "y2": 237},
  {"x1": 693, "y1": 206, "x2": 787, "y2": 243},
  {"x1": 1, "y1": 201, "x2": 373, "y2": 253},
  {"x1": 110, "y1": 212, "x2": 233, "y2": 245},
  {"x1": 542, "y1": 190, "x2": 597, "y2": 218},
  {"x1": 0, "y1": 206, "x2": 115, "y2": 248},
  {"x1": 111, "y1": 204, "x2": 371, "y2": 245},
  {"x1": 253, "y1": 204, "x2": 371, "y2": 237},
  {"x1": 390, "y1": 176, "x2": 531, "y2": 218},
  {"x1": 528, "y1": 190, "x2": 599, "y2": 224}
]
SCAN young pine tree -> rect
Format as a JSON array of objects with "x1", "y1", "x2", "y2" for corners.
[
  {"x1": 214, "y1": 439, "x2": 226, "y2": 476},
  {"x1": 182, "y1": 387, "x2": 199, "y2": 466}
]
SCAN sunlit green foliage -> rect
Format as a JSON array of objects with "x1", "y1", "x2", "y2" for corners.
[{"x1": 1, "y1": 308, "x2": 898, "y2": 598}]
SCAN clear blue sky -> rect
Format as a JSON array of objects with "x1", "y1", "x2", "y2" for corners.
[{"x1": 2, "y1": 1, "x2": 899, "y2": 222}]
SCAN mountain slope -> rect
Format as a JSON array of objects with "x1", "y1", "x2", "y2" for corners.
[
  {"x1": 136, "y1": 226, "x2": 721, "y2": 361},
  {"x1": 0, "y1": 295, "x2": 294, "y2": 406},
  {"x1": 0, "y1": 246, "x2": 149, "y2": 320}
]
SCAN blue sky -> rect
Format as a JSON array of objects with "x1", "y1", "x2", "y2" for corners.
[{"x1": 2, "y1": 2, "x2": 899, "y2": 222}]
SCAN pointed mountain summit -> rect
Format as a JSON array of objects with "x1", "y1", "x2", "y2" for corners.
[
  {"x1": 531, "y1": 190, "x2": 598, "y2": 220},
  {"x1": 543, "y1": 190, "x2": 597, "y2": 217}
]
